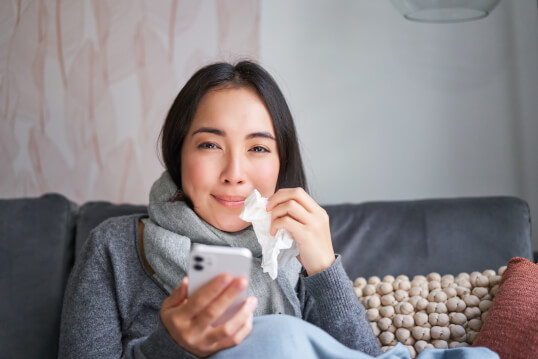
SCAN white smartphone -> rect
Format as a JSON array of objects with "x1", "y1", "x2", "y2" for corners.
[{"x1": 187, "y1": 244, "x2": 252, "y2": 326}]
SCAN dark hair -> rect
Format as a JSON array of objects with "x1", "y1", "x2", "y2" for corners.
[{"x1": 160, "y1": 60, "x2": 307, "y2": 200}]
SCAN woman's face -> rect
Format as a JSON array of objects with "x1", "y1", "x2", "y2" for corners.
[{"x1": 181, "y1": 86, "x2": 280, "y2": 232}]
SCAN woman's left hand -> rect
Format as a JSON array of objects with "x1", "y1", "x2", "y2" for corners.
[{"x1": 266, "y1": 187, "x2": 335, "y2": 276}]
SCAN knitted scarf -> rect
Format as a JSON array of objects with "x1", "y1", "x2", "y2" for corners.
[{"x1": 142, "y1": 172, "x2": 302, "y2": 318}]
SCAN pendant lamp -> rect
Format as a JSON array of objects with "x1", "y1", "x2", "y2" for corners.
[{"x1": 390, "y1": 0, "x2": 501, "y2": 23}]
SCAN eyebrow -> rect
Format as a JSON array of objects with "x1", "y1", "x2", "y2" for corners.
[
  {"x1": 191, "y1": 127, "x2": 275, "y2": 141},
  {"x1": 246, "y1": 132, "x2": 276, "y2": 141},
  {"x1": 192, "y1": 127, "x2": 224, "y2": 136}
]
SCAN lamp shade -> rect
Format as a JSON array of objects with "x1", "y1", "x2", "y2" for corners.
[{"x1": 390, "y1": 0, "x2": 501, "y2": 23}]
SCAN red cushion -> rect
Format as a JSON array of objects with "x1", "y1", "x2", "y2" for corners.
[{"x1": 472, "y1": 257, "x2": 538, "y2": 358}]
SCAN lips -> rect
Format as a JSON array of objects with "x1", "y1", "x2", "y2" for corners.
[{"x1": 212, "y1": 195, "x2": 246, "y2": 208}]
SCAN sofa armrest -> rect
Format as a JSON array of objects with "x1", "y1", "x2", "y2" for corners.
[{"x1": 0, "y1": 194, "x2": 78, "y2": 359}]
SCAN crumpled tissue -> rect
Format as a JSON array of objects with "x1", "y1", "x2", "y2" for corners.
[{"x1": 240, "y1": 189, "x2": 299, "y2": 279}]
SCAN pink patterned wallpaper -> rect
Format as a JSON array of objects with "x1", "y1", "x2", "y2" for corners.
[{"x1": 0, "y1": 0, "x2": 260, "y2": 204}]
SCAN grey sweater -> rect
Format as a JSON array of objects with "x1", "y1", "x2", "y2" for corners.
[{"x1": 58, "y1": 215, "x2": 382, "y2": 358}]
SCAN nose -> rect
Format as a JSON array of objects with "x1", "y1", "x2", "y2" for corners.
[{"x1": 220, "y1": 151, "x2": 246, "y2": 185}]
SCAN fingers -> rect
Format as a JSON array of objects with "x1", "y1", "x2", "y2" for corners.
[
  {"x1": 265, "y1": 187, "x2": 335, "y2": 276},
  {"x1": 213, "y1": 312, "x2": 254, "y2": 351},
  {"x1": 162, "y1": 277, "x2": 188, "y2": 311},
  {"x1": 270, "y1": 213, "x2": 305, "y2": 240},
  {"x1": 270, "y1": 198, "x2": 308, "y2": 225},
  {"x1": 266, "y1": 187, "x2": 317, "y2": 213},
  {"x1": 205, "y1": 296, "x2": 257, "y2": 344},
  {"x1": 162, "y1": 286, "x2": 258, "y2": 357},
  {"x1": 180, "y1": 274, "x2": 233, "y2": 318},
  {"x1": 161, "y1": 278, "x2": 256, "y2": 357},
  {"x1": 267, "y1": 188, "x2": 327, "y2": 239},
  {"x1": 191, "y1": 277, "x2": 249, "y2": 329}
]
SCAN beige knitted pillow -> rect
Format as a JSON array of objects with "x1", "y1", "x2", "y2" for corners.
[{"x1": 353, "y1": 266, "x2": 505, "y2": 358}]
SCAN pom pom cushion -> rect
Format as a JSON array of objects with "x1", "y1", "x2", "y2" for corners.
[
  {"x1": 472, "y1": 257, "x2": 538, "y2": 359},
  {"x1": 353, "y1": 266, "x2": 506, "y2": 358}
]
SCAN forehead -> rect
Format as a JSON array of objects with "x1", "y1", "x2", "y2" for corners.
[{"x1": 190, "y1": 87, "x2": 275, "y2": 135}]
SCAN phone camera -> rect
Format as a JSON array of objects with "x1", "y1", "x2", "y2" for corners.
[
  {"x1": 194, "y1": 264, "x2": 204, "y2": 271},
  {"x1": 194, "y1": 256, "x2": 204, "y2": 262}
]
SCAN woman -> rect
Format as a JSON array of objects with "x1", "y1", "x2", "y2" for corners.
[{"x1": 58, "y1": 61, "x2": 382, "y2": 358}]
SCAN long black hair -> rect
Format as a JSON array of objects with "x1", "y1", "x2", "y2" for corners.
[{"x1": 160, "y1": 60, "x2": 307, "y2": 199}]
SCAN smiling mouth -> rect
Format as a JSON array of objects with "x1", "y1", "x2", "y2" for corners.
[{"x1": 212, "y1": 195, "x2": 246, "y2": 208}]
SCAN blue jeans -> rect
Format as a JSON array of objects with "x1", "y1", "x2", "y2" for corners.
[{"x1": 211, "y1": 315, "x2": 499, "y2": 359}]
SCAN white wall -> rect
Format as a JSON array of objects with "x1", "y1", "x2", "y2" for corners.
[{"x1": 260, "y1": 0, "x2": 538, "y2": 251}]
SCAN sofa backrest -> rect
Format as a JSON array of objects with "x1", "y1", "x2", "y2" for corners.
[
  {"x1": 325, "y1": 196, "x2": 533, "y2": 279},
  {"x1": 0, "y1": 194, "x2": 77, "y2": 359},
  {"x1": 74, "y1": 196, "x2": 533, "y2": 280},
  {"x1": 75, "y1": 201, "x2": 147, "y2": 257}
]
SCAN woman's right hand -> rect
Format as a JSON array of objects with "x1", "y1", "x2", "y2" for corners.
[{"x1": 160, "y1": 275, "x2": 258, "y2": 358}]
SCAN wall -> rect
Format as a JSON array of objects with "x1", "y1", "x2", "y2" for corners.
[
  {"x1": 259, "y1": 0, "x2": 538, "y2": 251},
  {"x1": 0, "y1": 0, "x2": 259, "y2": 204}
]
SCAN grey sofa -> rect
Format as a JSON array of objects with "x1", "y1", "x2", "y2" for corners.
[{"x1": 0, "y1": 193, "x2": 534, "y2": 359}]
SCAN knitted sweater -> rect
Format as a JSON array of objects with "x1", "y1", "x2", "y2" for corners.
[{"x1": 58, "y1": 214, "x2": 382, "y2": 358}]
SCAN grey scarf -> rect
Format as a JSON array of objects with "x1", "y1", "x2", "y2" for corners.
[{"x1": 142, "y1": 172, "x2": 302, "y2": 318}]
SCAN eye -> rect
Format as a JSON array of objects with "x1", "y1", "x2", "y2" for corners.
[
  {"x1": 250, "y1": 146, "x2": 270, "y2": 153},
  {"x1": 198, "y1": 142, "x2": 220, "y2": 150}
]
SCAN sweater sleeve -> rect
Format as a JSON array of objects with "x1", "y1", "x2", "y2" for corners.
[
  {"x1": 299, "y1": 255, "x2": 383, "y2": 357},
  {"x1": 58, "y1": 229, "x2": 197, "y2": 359}
]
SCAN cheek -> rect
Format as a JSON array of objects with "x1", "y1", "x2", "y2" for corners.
[
  {"x1": 252, "y1": 158, "x2": 280, "y2": 196},
  {"x1": 182, "y1": 156, "x2": 215, "y2": 195}
]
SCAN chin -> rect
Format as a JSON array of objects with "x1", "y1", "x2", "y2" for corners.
[{"x1": 214, "y1": 216, "x2": 251, "y2": 233}]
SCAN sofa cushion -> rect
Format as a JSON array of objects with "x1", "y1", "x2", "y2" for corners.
[
  {"x1": 0, "y1": 194, "x2": 77, "y2": 359},
  {"x1": 472, "y1": 257, "x2": 538, "y2": 358},
  {"x1": 325, "y1": 197, "x2": 532, "y2": 279},
  {"x1": 354, "y1": 265, "x2": 505, "y2": 358},
  {"x1": 75, "y1": 201, "x2": 147, "y2": 257}
]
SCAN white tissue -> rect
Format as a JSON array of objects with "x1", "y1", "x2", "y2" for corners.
[{"x1": 239, "y1": 189, "x2": 299, "y2": 279}]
